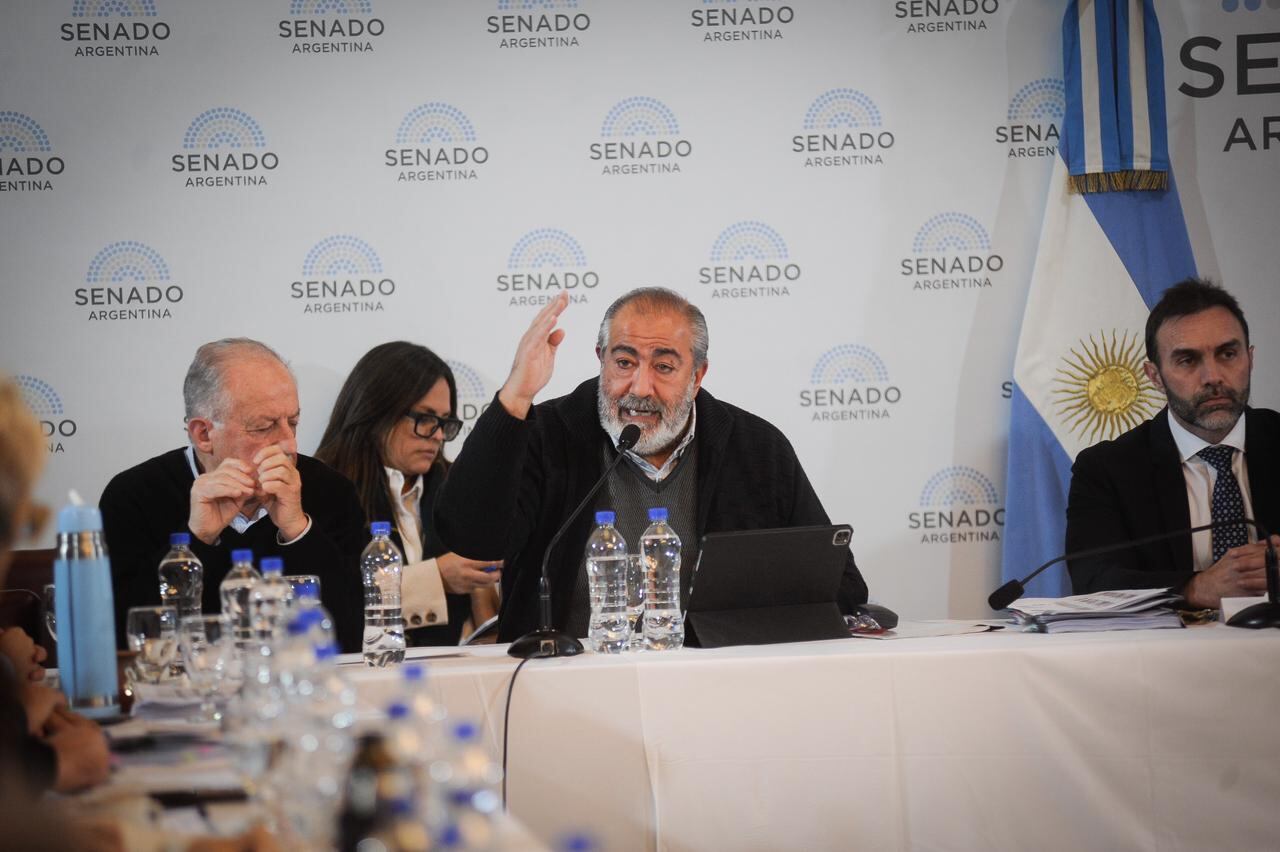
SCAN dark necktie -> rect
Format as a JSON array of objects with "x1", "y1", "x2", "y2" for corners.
[{"x1": 1196, "y1": 444, "x2": 1249, "y2": 563}]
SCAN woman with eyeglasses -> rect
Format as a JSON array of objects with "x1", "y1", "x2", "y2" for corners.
[{"x1": 316, "y1": 343, "x2": 500, "y2": 646}]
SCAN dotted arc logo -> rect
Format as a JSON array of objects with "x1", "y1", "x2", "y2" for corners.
[
  {"x1": 16, "y1": 375, "x2": 77, "y2": 452},
  {"x1": 498, "y1": 228, "x2": 598, "y2": 307},
  {"x1": 447, "y1": 360, "x2": 493, "y2": 438},
  {"x1": 73, "y1": 0, "x2": 157, "y2": 14},
  {"x1": 291, "y1": 0, "x2": 373, "y2": 12},
  {"x1": 387, "y1": 103, "x2": 488, "y2": 184},
  {"x1": 800, "y1": 344, "x2": 901, "y2": 423},
  {"x1": 701, "y1": 221, "x2": 798, "y2": 300},
  {"x1": 999, "y1": 78, "x2": 1063, "y2": 158},
  {"x1": 292, "y1": 235, "x2": 395, "y2": 315},
  {"x1": 591, "y1": 97, "x2": 692, "y2": 177},
  {"x1": 793, "y1": 89, "x2": 894, "y2": 168},
  {"x1": 902, "y1": 211, "x2": 1003, "y2": 293},
  {"x1": 172, "y1": 108, "x2": 278, "y2": 189},
  {"x1": 76, "y1": 241, "x2": 182, "y2": 322},
  {"x1": 0, "y1": 112, "x2": 63, "y2": 192},
  {"x1": 910, "y1": 466, "x2": 1005, "y2": 545}
]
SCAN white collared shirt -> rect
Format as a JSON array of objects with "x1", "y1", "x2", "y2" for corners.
[
  {"x1": 610, "y1": 406, "x2": 697, "y2": 482},
  {"x1": 383, "y1": 467, "x2": 448, "y2": 629},
  {"x1": 1166, "y1": 413, "x2": 1255, "y2": 572}
]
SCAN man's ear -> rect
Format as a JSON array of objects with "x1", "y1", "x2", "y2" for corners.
[
  {"x1": 186, "y1": 417, "x2": 214, "y2": 454},
  {"x1": 1143, "y1": 360, "x2": 1165, "y2": 393}
]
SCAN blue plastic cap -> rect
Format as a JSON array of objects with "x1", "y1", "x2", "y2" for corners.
[
  {"x1": 594, "y1": 511, "x2": 615, "y2": 525},
  {"x1": 56, "y1": 504, "x2": 103, "y2": 534},
  {"x1": 647, "y1": 507, "x2": 668, "y2": 522},
  {"x1": 389, "y1": 798, "x2": 414, "y2": 817},
  {"x1": 169, "y1": 532, "x2": 191, "y2": 547},
  {"x1": 314, "y1": 643, "x2": 337, "y2": 661},
  {"x1": 387, "y1": 702, "x2": 410, "y2": 720},
  {"x1": 438, "y1": 824, "x2": 462, "y2": 848},
  {"x1": 260, "y1": 557, "x2": 283, "y2": 574},
  {"x1": 286, "y1": 618, "x2": 308, "y2": 636},
  {"x1": 294, "y1": 584, "x2": 319, "y2": 600},
  {"x1": 231, "y1": 549, "x2": 253, "y2": 563},
  {"x1": 370, "y1": 521, "x2": 391, "y2": 536},
  {"x1": 403, "y1": 663, "x2": 425, "y2": 682},
  {"x1": 559, "y1": 834, "x2": 600, "y2": 852},
  {"x1": 452, "y1": 721, "x2": 479, "y2": 741}
]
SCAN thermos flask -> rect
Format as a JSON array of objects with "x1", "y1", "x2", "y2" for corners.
[{"x1": 53, "y1": 502, "x2": 120, "y2": 719}]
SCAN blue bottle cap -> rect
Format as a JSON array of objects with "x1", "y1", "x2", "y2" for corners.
[
  {"x1": 647, "y1": 507, "x2": 668, "y2": 522},
  {"x1": 370, "y1": 521, "x2": 391, "y2": 536},
  {"x1": 438, "y1": 824, "x2": 463, "y2": 848},
  {"x1": 56, "y1": 504, "x2": 103, "y2": 534},
  {"x1": 294, "y1": 584, "x2": 319, "y2": 600},
  {"x1": 231, "y1": 549, "x2": 253, "y2": 563},
  {"x1": 169, "y1": 532, "x2": 191, "y2": 547},
  {"x1": 451, "y1": 720, "x2": 479, "y2": 741},
  {"x1": 594, "y1": 510, "x2": 615, "y2": 525},
  {"x1": 260, "y1": 557, "x2": 284, "y2": 574},
  {"x1": 286, "y1": 617, "x2": 309, "y2": 637},
  {"x1": 387, "y1": 702, "x2": 410, "y2": 720},
  {"x1": 314, "y1": 643, "x2": 338, "y2": 661},
  {"x1": 403, "y1": 663, "x2": 426, "y2": 682}
]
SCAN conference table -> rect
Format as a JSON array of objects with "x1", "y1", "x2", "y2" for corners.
[{"x1": 345, "y1": 624, "x2": 1280, "y2": 852}]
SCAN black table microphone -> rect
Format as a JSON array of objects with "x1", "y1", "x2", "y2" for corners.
[
  {"x1": 508, "y1": 423, "x2": 643, "y2": 659},
  {"x1": 989, "y1": 517, "x2": 1279, "y2": 630}
]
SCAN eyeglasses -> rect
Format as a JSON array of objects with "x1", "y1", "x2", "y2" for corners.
[{"x1": 403, "y1": 411, "x2": 463, "y2": 442}]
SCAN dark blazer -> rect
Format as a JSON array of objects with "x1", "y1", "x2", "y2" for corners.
[
  {"x1": 435, "y1": 378, "x2": 869, "y2": 641},
  {"x1": 1066, "y1": 407, "x2": 1280, "y2": 594},
  {"x1": 389, "y1": 465, "x2": 472, "y2": 646}
]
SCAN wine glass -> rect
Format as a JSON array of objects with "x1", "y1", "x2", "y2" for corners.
[
  {"x1": 125, "y1": 606, "x2": 179, "y2": 685},
  {"x1": 179, "y1": 615, "x2": 237, "y2": 722}
]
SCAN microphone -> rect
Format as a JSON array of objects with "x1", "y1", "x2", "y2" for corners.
[
  {"x1": 508, "y1": 423, "x2": 642, "y2": 659},
  {"x1": 989, "y1": 517, "x2": 1279, "y2": 627}
]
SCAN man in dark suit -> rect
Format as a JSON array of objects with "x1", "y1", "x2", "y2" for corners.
[{"x1": 1066, "y1": 279, "x2": 1280, "y2": 606}]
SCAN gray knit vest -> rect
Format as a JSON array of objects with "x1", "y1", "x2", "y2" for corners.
[{"x1": 564, "y1": 443, "x2": 699, "y2": 639}]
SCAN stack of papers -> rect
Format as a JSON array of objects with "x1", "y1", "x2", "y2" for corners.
[{"x1": 1008, "y1": 588, "x2": 1184, "y2": 633}]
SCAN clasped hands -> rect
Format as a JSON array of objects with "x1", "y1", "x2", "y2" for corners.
[
  {"x1": 1183, "y1": 534, "x2": 1280, "y2": 609},
  {"x1": 188, "y1": 444, "x2": 307, "y2": 545}
]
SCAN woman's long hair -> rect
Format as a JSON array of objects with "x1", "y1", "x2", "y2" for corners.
[{"x1": 315, "y1": 342, "x2": 458, "y2": 527}]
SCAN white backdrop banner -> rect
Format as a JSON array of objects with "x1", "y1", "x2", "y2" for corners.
[{"x1": 2, "y1": 0, "x2": 1277, "y2": 618}]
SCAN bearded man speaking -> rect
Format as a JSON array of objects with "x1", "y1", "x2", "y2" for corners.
[{"x1": 435, "y1": 287, "x2": 868, "y2": 641}]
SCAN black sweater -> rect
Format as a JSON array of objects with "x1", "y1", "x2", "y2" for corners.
[
  {"x1": 100, "y1": 449, "x2": 367, "y2": 653},
  {"x1": 436, "y1": 379, "x2": 869, "y2": 641}
]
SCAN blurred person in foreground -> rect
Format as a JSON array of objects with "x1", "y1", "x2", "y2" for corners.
[
  {"x1": 99, "y1": 338, "x2": 366, "y2": 652},
  {"x1": 436, "y1": 288, "x2": 869, "y2": 641},
  {"x1": 316, "y1": 342, "x2": 500, "y2": 644}
]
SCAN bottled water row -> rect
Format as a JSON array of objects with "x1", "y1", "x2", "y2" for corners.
[{"x1": 585, "y1": 507, "x2": 684, "y2": 654}]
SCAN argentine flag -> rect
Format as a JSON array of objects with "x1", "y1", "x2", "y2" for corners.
[{"x1": 1000, "y1": 0, "x2": 1197, "y2": 599}]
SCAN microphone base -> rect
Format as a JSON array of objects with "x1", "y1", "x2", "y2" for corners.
[
  {"x1": 1226, "y1": 601, "x2": 1280, "y2": 630},
  {"x1": 507, "y1": 628, "x2": 585, "y2": 659}
]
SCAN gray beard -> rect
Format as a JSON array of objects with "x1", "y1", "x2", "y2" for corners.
[
  {"x1": 597, "y1": 381, "x2": 696, "y2": 458},
  {"x1": 1164, "y1": 376, "x2": 1250, "y2": 436}
]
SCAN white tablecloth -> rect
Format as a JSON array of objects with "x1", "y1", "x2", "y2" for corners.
[{"x1": 343, "y1": 625, "x2": 1280, "y2": 851}]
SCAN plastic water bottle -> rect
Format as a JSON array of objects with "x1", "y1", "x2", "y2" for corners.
[
  {"x1": 251, "y1": 557, "x2": 294, "y2": 646},
  {"x1": 641, "y1": 507, "x2": 684, "y2": 650},
  {"x1": 585, "y1": 511, "x2": 630, "y2": 653},
  {"x1": 362, "y1": 521, "x2": 406, "y2": 667},
  {"x1": 434, "y1": 721, "x2": 502, "y2": 851},
  {"x1": 402, "y1": 664, "x2": 446, "y2": 751},
  {"x1": 219, "y1": 548, "x2": 260, "y2": 650},
  {"x1": 158, "y1": 532, "x2": 203, "y2": 619},
  {"x1": 291, "y1": 583, "x2": 337, "y2": 656}
]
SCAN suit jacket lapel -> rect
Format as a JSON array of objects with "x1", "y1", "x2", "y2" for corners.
[{"x1": 1149, "y1": 409, "x2": 1194, "y2": 575}]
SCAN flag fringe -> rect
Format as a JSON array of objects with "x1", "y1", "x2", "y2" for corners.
[{"x1": 1067, "y1": 170, "x2": 1168, "y2": 194}]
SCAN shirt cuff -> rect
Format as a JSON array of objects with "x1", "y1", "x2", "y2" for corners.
[
  {"x1": 276, "y1": 514, "x2": 312, "y2": 546},
  {"x1": 403, "y1": 557, "x2": 448, "y2": 628}
]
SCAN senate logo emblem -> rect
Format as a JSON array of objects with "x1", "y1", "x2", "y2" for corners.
[{"x1": 1053, "y1": 330, "x2": 1161, "y2": 442}]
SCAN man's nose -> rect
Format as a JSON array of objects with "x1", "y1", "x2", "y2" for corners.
[{"x1": 630, "y1": 364, "x2": 655, "y2": 397}]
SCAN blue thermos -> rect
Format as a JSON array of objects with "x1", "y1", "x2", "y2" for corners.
[{"x1": 53, "y1": 503, "x2": 120, "y2": 719}]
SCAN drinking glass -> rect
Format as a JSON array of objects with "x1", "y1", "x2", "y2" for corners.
[
  {"x1": 126, "y1": 605, "x2": 179, "y2": 684},
  {"x1": 179, "y1": 615, "x2": 237, "y2": 722},
  {"x1": 286, "y1": 574, "x2": 321, "y2": 600}
]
